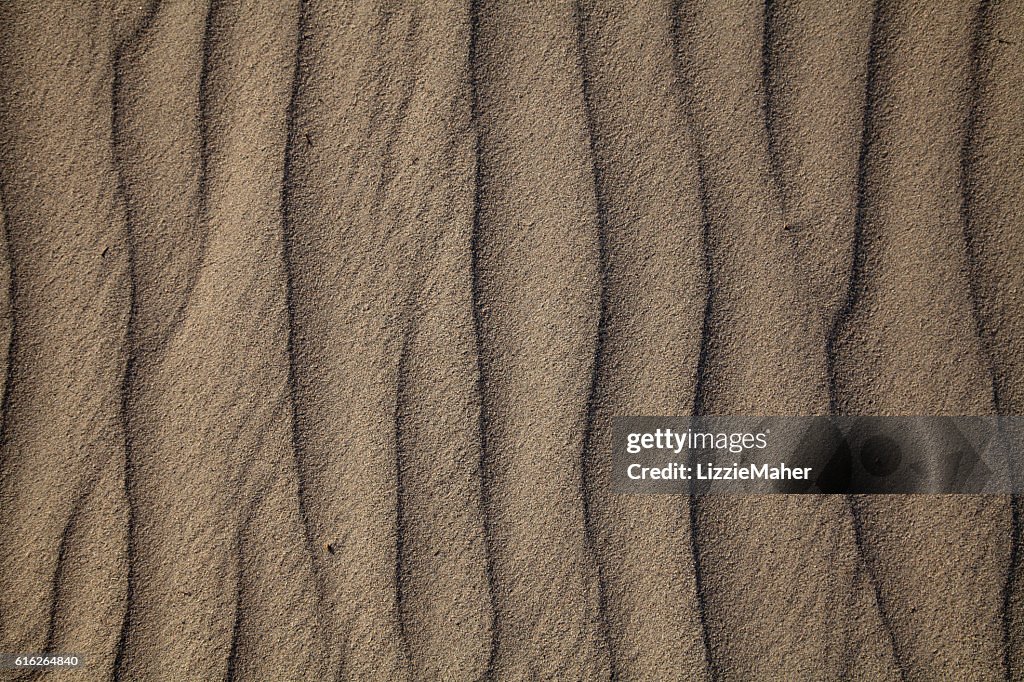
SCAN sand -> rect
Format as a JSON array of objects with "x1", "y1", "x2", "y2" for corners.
[{"x1": 0, "y1": 0, "x2": 1022, "y2": 680}]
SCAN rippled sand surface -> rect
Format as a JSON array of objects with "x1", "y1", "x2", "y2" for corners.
[{"x1": 0, "y1": 1, "x2": 1022, "y2": 679}]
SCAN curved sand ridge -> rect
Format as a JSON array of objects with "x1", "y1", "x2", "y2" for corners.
[{"x1": 0, "y1": 0, "x2": 1022, "y2": 680}]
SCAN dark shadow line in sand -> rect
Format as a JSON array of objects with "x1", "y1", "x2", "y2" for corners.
[
  {"x1": 685, "y1": 164, "x2": 719, "y2": 682},
  {"x1": 42, "y1": 482, "x2": 86, "y2": 659},
  {"x1": 837, "y1": 3, "x2": 910, "y2": 677},
  {"x1": 109, "y1": 430, "x2": 136, "y2": 682},
  {"x1": 392, "y1": 299, "x2": 418, "y2": 673},
  {"x1": 573, "y1": 1, "x2": 618, "y2": 677},
  {"x1": 0, "y1": 206, "x2": 11, "y2": 673},
  {"x1": 122, "y1": 4, "x2": 212, "y2": 368},
  {"x1": 466, "y1": 1, "x2": 502, "y2": 676},
  {"x1": 149, "y1": 0, "x2": 217, "y2": 366},
  {"x1": 195, "y1": 4, "x2": 251, "y2": 676},
  {"x1": 222, "y1": 396, "x2": 295, "y2": 682},
  {"x1": 280, "y1": 0, "x2": 338, "y2": 679},
  {"x1": 848, "y1": 496, "x2": 908, "y2": 681},
  {"x1": 760, "y1": 0, "x2": 899, "y2": 674},
  {"x1": 825, "y1": 0, "x2": 878, "y2": 416},
  {"x1": 822, "y1": 0, "x2": 874, "y2": 363},
  {"x1": 961, "y1": 0, "x2": 1001, "y2": 414},
  {"x1": 365, "y1": 14, "x2": 421, "y2": 224},
  {"x1": 1007, "y1": 498, "x2": 1020, "y2": 682},
  {"x1": 222, "y1": 521, "x2": 246, "y2": 682},
  {"x1": 0, "y1": 186, "x2": 16, "y2": 471},
  {"x1": 761, "y1": 0, "x2": 785, "y2": 209},
  {"x1": 958, "y1": 2, "x2": 1017, "y2": 676},
  {"x1": 669, "y1": 1, "x2": 718, "y2": 677},
  {"x1": 0, "y1": 179, "x2": 17, "y2": 682},
  {"x1": 108, "y1": 2, "x2": 162, "y2": 677}
]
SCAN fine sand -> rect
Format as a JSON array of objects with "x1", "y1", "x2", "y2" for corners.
[{"x1": 0, "y1": 0, "x2": 1022, "y2": 680}]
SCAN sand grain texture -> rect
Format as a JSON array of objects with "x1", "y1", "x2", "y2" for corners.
[{"x1": 1, "y1": 0, "x2": 1022, "y2": 680}]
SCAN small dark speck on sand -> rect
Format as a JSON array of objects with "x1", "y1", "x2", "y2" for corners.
[{"x1": 101, "y1": 246, "x2": 109, "y2": 258}]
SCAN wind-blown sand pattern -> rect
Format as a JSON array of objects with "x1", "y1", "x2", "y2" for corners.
[{"x1": 0, "y1": 0, "x2": 1022, "y2": 680}]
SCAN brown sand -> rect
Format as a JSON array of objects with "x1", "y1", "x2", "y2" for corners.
[
  {"x1": 0, "y1": 5, "x2": 131, "y2": 680},
  {"x1": 0, "y1": 0, "x2": 1022, "y2": 680},
  {"x1": 969, "y1": 0, "x2": 1024, "y2": 674},
  {"x1": 579, "y1": 1, "x2": 710, "y2": 679},
  {"x1": 833, "y1": 2, "x2": 1010, "y2": 678}
]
